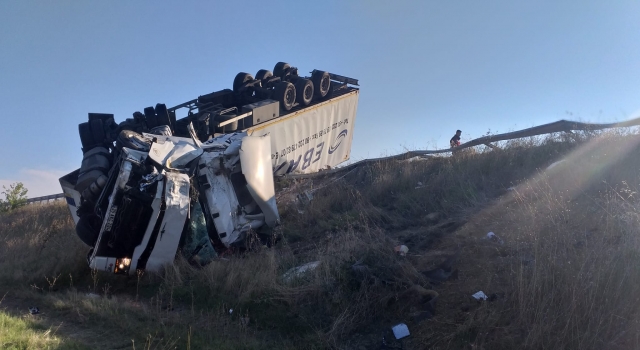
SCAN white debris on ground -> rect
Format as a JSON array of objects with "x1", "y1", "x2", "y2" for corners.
[
  {"x1": 281, "y1": 261, "x2": 321, "y2": 282},
  {"x1": 485, "y1": 231, "x2": 504, "y2": 245},
  {"x1": 392, "y1": 323, "x2": 410, "y2": 339},
  {"x1": 394, "y1": 245, "x2": 409, "y2": 256},
  {"x1": 472, "y1": 291, "x2": 488, "y2": 300}
]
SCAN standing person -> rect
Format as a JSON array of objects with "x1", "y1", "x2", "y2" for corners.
[{"x1": 450, "y1": 130, "x2": 462, "y2": 148}]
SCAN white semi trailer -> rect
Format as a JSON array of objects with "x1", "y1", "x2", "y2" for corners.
[{"x1": 59, "y1": 62, "x2": 359, "y2": 275}]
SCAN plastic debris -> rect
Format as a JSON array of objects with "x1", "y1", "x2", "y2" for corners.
[
  {"x1": 425, "y1": 212, "x2": 441, "y2": 223},
  {"x1": 296, "y1": 190, "x2": 315, "y2": 214},
  {"x1": 392, "y1": 323, "x2": 410, "y2": 339},
  {"x1": 28, "y1": 307, "x2": 39, "y2": 315},
  {"x1": 297, "y1": 190, "x2": 314, "y2": 204},
  {"x1": 394, "y1": 245, "x2": 409, "y2": 256},
  {"x1": 472, "y1": 291, "x2": 488, "y2": 300},
  {"x1": 229, "y1": 309, "x2": 233, "y2": 314},
  {"x1": 506, "y1": 187, "x2": 515, "y2": 191},
  {"x1": 485, "y1": 231, "x2": 504, "y2": 244},
  {"x1": 415, "y1": 182, "x2": 425, "y2": 189},
  {"x1": 85, "y1": 293, "x2": 100, "y2": 299},
  {"x1": 282, "y1": 261, "x2": 321, "y2": 282}
]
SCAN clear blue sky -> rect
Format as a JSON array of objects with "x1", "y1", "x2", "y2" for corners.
[{"x1": 2, "y1": 1, "x2": 639, "y2": 197}]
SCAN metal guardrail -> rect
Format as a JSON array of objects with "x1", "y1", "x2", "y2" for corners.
[
  {"x1": 283, "y1": 116, "x2": 640, "y2": 180},
  {"x1": 27, "y1": 116, "x2": 640, "y2": 198},
  {"x1": 26, "y1": 193, "x2": 65, "y2": 204}
]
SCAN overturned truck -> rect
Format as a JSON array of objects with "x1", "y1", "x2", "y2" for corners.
[{"x1": 59, "y1": 62, "x2": 359, "y2": 275}]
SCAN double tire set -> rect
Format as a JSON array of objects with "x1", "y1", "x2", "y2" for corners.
[{"x1": 232, "y1": 62, "x2": 332, "y2": 111}]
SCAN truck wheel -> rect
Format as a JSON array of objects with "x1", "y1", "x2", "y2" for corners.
[
  {"x1": 233, "y1": 72, "x2": 254, "y2": 92},
  {"x1": 311, "y1": 70, "x2": 331, "y2": 98},
  {"x1": 154, "y1": 103, "x2": 171, "y2": 128},
  {"x1": 81, "y1": 174, "x2": 108, "y2": 204},
  {"x1": 78, "y1": 122, "x2": 96, "y2": 152},
  {"x1": 273, "y1": 62, "x2": 290, "y2": 79},
  {"x1": 274, "y1": 81, "x2": 296, "y2": 111},
  {"x1": 294, "y1": 79, "x2": 314, "y2": 106},
  {"x1": 144, "y1": 107, "x2": 158, "y2": 129},
  {"x1": 90, "y1": 118, "x2": 105, "y2": 145},
  {"x1": 75, "y1": 146, "x2": 111, "y2": 193},
  {"x1": 255, "y1": 69, "x2": 273, "y2": 83}
]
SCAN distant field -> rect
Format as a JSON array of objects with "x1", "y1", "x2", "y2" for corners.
[{"x1": 1, "y1": 130, "x2": 640, "y2": 349}]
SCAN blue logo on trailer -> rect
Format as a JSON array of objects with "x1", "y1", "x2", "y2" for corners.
[{"x1": 328, "y1": 130, "x2": 348, "y2": 154}]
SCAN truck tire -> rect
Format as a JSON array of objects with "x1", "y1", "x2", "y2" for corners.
[
  {"x1": 79, "y1": 147, "x2": 111, "y2": 174},
  {"x1": 233, "y1": 73, "x2": 254, "y2": 92},
  {"x1": 76, "y1": 214, "x2": 100, "y2": 247},
  {"x1": 255, "y1": 69, "x2": 273, "y2": 83},
  {"x1": 294, "y1": 78, "x2": 314, "y2": 106},
  {"x1": 274, "y1": 81, "x2": 296, "y2": 111},
  {"x1": 75, "y1": 146, "x2": 111, "y2": 193},
  {"x1": 144, "y1": 107, "x2": 157, "y2": 129},
  {"x1": 273, "y1": 62, "x2": 290, "y2": 79},
  {"x1": 154, "y1": 103, "x2": 171, "y2": 128},
  {"x1": 311, "y1": 70, "x2": 331, "y2": 98},
  {"x1": 78, "y1": 122, "x2": 96, "y2": 152},
  {"x1": 81, "y1": 174, "x2": 108, "y2": 204},
  {"x1": 90, "y1": 118, "x2": 105, "y2": 145}
]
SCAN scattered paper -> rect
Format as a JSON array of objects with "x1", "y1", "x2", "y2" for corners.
[
  {"x1": 392, "y1": 323, "x2": 410, "y2": 339},
  {"x1": 472, "y1": 291, "x2": 488, "y2": 300}
]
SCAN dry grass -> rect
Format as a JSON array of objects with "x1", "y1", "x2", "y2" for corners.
[
  {"x1": 1, "y1": 130, "x2": 640, "y2": 349},
  {"x1": 0, "y1": 202, "x2": 88, "y2": 286}
]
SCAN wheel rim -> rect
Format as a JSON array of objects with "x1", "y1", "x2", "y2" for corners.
[
  {"x1": 286, "y1": 88, "x2": 294, "y2": 104},
  {"x1": 304, "y1": 85, "x2": 312, "y2": 100},
  {"x1": 321, "y1": 76, "x2": 330, "y2": 92}
]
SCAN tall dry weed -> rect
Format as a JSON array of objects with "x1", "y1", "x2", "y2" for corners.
[
  {"x1": 460, "y1": 132, "x2": 640, "y2": 349},
  {"x1": 0, "y1": 202, "x2": 86, "y2": 285}
]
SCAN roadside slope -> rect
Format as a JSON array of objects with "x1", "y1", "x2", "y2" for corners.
[{"x1": 1, "y1": 131, "x2": 639, "y2": 349}]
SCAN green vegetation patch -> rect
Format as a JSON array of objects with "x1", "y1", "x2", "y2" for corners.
[{"x1": 0, "y1": 311, "x2": 88, "y2": 350}]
